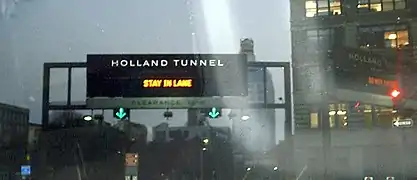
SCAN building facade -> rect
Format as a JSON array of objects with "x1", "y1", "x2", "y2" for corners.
[
  {"x1": 0, "y1": 102, "x2": 29, "y2": 179},
  {"x1": 291, "y1": 0, "x2": 417, "y2": 179},
  {"x1": 28, "y1": 123, "x2": 41, "y2": 151},
  {"x1": 153, "y1": 122, "x2": 231, "y2": 142}
]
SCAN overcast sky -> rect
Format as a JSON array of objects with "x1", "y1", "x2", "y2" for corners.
[{"x1": 0, "y1": 0, "x2": 291, "y2": 144}]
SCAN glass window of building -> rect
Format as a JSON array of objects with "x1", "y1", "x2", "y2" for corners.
[
  {"x1": 363, "y1": 105, "x2": 373, "y2": 128},
  {"x1": 329, "y1": 104, "x2": 336, "y2": 128},
  {"x1": 329, "y1": 0, "x2": 342, "y2": 15},
  {"x1": 384, "y1": 30, "x2": 409, "y2": 48},
  {"x1": 310, "y1": 112, "x2": 319, "y2": 128},
  {"x1": 357, "y1": 0, "x2": 406, "y2": 13},
  {"x1": 375, "y1": 106, "x2": 395, "y2": 127},
  {"x1": 305, "y1": 0, "x2": 342, "y2": 17},
  {"x1": 329, "y1": 104, "x2": 347, "y2": 128},
  {"x1": 358, "y1": 24, "x2": 409, "y2": 49},
  {"x1": 306, "y1": 29, "x2": 334, "y2": 52}
]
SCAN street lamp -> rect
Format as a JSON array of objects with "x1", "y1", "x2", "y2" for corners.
[
  {"x1": 83, "y1": 115, "x2": 92, "y2": 121},
  {"x1": 241, "y1": 115, "x2": 250, "y2": 121},
  {"x1": 200, "y1": 137, "x2": 210, "y2": 180}
]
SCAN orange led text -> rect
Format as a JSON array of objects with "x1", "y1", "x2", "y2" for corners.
[
  {"x1": 368, "y1": 76, "x2": 396, "y2": 87},
  {"x1": 143, "y1": 79, "x2": 193, "y2": 88}
]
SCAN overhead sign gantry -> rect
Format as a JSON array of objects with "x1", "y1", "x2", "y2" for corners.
[{"x1": 41, "y1": 39, "x2": 294, "y2": 179}]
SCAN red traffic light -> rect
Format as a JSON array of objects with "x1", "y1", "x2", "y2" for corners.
[{"x1": 390, "y1": 89, "x2": 401, "y2": 98}]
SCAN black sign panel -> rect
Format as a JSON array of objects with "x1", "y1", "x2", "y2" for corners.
[
  {"x1": 332, "y1": 47, "x2": 397, "y2": 94},
  {"x1": 87, "y1": 54, "x2": 248, "y2": 98}
]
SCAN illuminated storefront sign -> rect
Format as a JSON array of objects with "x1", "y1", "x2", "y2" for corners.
[
  {"x1": 368, "y1": 76, "x2": 396, "y2": 87},
  {"x1": 142, "y1": 79, "x2": 193, "y2": 88}
]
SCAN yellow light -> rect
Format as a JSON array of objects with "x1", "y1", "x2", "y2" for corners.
[
  {"x1": 143, "y1": 79, "x2": 193, "y2": 88},
  {"x1": 388, "y1": 34, "x2": 397, "y2": 40}
]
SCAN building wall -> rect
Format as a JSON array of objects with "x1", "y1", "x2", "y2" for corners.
[
  {"x1": 290, "y1": 0, "x2": 417, "y2": 178},
  {"x1": 0, "y1": 102, "x2": 29, "y2": 147},
  {"x1": 0, "y1": 102, "x2": 29, "y2": 177},
  {"x1": 291, "y1": 0, "x2": 417, "y2": 129},
  {"x1": 28, "y1": 123, "x2": 41, "y2": 150},
  {"x1": 294, "y1": 128, "x2": 417, "y2": 178},
  {"x1": 153, "y1": 122, "x2": 230, "y2": 142}
]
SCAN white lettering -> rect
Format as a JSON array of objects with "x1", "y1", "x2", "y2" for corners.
[
  {"x1": 172, "y1": 59, "x2": 224, "y2": 67},
  {"x1": 111, "y1": 60, "x2": 118, "y2": 67},
  {"x1": 161, "y1": 60, "x2": 168, "y2": 66},
  {"x1": 110, "y1": 60, "x2": 169, "y2": 67},
  {"x1": 190, "y1": 60, "x2": 197, "y2": 66},
  {"x1": 110, "y1": 59, "x2": 225, "y2": 67},
  {"x1": 399, "y1": 121, "x2": 412, "y2": 125},
  {"x1": 173, "y1": 59, "x2": 180, "y2": 66},
  {"x1": 131, "y1": 99, "x2": 203, "y2": 106},
  {"x1": 348, "y1": 53, "x2": 384, "y2": 67},
  {"x1": 129, "y1": 60, "x2": 135, "y2": 67},
  {"x1": 142, "y1": 60, "x2": 150, "y2": 67},
  {"x1": 120, "y1": 60, "x2": 128, "y2": 67}
]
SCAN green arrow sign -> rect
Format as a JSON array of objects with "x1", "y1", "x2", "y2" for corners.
[
  {"x1": 115, "y1": 108, "x2": 127, "y2": 119},
  {"x1": 208, "y1": 107, "x2": 220, "y2": 118}
]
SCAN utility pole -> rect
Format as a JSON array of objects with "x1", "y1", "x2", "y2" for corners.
[
  {"x1": 401, "y1": 127, "x2": 406, "y2": 180},
  {"x1": 200, "y1": 149, "x2": 204, "y2": 180},
  {"x1": 321, "y1": 101, "x2": 331, "y2": 180}
]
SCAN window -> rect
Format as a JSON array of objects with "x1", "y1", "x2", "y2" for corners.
[
  {"x1": 329, "y1": 104, "x2": 348, "y2": 128},
  {"x1": 363, "y1": 105, "x2": 373, "y2": 128},
  {"x1": 306, "y1": 29, "x2": 334, "y2": 52},
  {"x1": 248, "y1": 67, "x2": 265, "y2": 103},
  {"x1": 357, "y1": 0, "x2": 406, "y2": 13},
  {"x1": 375, "y1": 106, "x2": 396, "y2": 127},
  {"x1": 305, "y1": 0, "x2": 342, "y2": 17},
  {"x1": 330, "y1": 0, "x2": 342, "y2": 15},
  {"x1": 384, "y1": 30, "x2": 409, "y2": 48},
  {"x1": 310, "y1": 112, "x2": 319, "y2": 128},
  {"x1": 358, "y1": 25, "x2": 409, "y2": 49}
]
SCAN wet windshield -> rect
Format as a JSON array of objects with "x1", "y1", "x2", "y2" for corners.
[{"x1": 0, "y1": 0, "x2": 415, "y2": 180}]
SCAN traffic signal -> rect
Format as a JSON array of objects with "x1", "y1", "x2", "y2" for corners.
[
  {"x1": 327, "y1": 50, "x2": 333, "y2": 59},
  {"x1": 390, "y1": 89, "x2": 401, "y2": 98},
  {"x1": 201, "y1": 138, "x2": 209, "y2": 151},
  {"x1": 389, "y1": 89, "x2": 402, "y2": 110},
  {"x1": 202, "y1": 107, "x2": 222, "y2": 119},
  {"x1": 113, "y1": 107, "x2": 130, "y2": 120}
]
